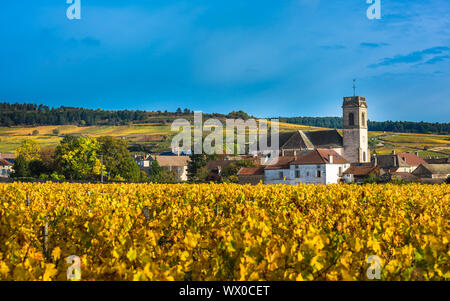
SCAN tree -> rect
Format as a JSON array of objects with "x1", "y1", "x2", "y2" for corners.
[
  {"x1": 40, "y1": 147, "x2": 56, "y2": 173},
  {"x1": 11, "y1": 155, "x2": 30, "y2": 178},
  {"x1": 97, "y1": 136, "x2": 141, "y2": 182},
  {"x1": 54, "y1": 135, "x2": 101, "y2": 180},
  {"x1": 221, "y1": 159, "x2": 255, "y2": 182},
  {"x1": 148, "y1": 158, "x2": 162, "y2": 178},
  {"x1": 15, "y1": 139, "x2": 41, "y2": 161},
  {"x1": 187, "y1": 154, "x2": 207, "y2": 182},
  {"x1": 29, "y1": 159, "x2": 48, "y2": 178}
]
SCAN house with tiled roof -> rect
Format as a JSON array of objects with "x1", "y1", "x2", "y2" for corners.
[
  {"x1": 0, "y1": 158, "x2": 13, "y2": 178},
  {"x1": 262, "y1": 149, "x2": 350, "y2": 185},
  {"x1": 373, "y1": 151, "x2": 427, "y2": 173},
  {"x1": 342, "y1": 165, "x2": 381, "y2": 184},
  {"x1": 237, "y1": 167, "x2": 265, "y2": 185},
  {"x1": 150, "y1": 155, "x2": 191, "y2": 181},
  {"x1": 412, "y1": 164, "x2": 450, "y2": 180}
]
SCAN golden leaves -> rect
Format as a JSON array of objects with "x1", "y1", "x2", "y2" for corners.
[{"x1": 0, "y1": 182, "x2": 448, "y2": 281}]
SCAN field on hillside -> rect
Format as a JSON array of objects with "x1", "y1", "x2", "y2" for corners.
[
  {"x1": 0, "y1": 182, "x2": 448, "y2": 281},
  {"x1": 368, "y1": 132, "x2": 450, "y2": 157},
  {"x1": 1, "y1": 123, "x2": 449, "y2": 157},
  {"x1": 0, "y1": 122, "x2": 325, "y2": 153}
]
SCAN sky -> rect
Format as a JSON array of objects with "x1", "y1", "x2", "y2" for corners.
[{"x1": 0, "y1": 0, "x2": 449, "y2": 122}]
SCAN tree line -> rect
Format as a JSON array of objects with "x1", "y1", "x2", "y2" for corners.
[
  {"x1": 11, "y1": 136, "x2": 176, "y2": 183},
  {"x1": 1, "y1": 102, "x2": 447, "y2": 134},
  {"x1": 0, "y1": 102, "x2": 250, "y2": 126},
  {"x1": 278, "y1": 117, "x2": 450, "y2": 135}
]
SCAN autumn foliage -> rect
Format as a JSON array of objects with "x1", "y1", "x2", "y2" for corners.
[{"x1": 0, "y1": 182, "x2": 448, "y2": 281}]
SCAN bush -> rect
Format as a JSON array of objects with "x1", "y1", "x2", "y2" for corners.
[
  {"x1": 50, "y1": 172, "x2": 65, "y2": 180},
  {"x1": 32, "y1": 130, "x2": 39, "y2": 136},
  {"x1": 39, "y1": 174, "x2": 49, "y2": 180}
]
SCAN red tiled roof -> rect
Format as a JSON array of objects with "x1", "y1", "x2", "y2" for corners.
[
  {"x1": 292, "y1": 149, "x2": 348, "y2": 165},
  {"x1": 264, "y1": 156, "x2": 296, "y2": 170},
  {"x1": 397, "y1": 153, "x2": 427, "y2": 166},
  {"x1": 0, "y1": 159, "x2": 12, "y2": 166},
  {"x1": 343, "y1": 165, "x2": 379, "y2": 176},
  {"x1": 237, "y1": 167, "x2": 265, "y2": 176},
  {"x1": 389, "y1": 172, "x2": 420, "y2": 182}
]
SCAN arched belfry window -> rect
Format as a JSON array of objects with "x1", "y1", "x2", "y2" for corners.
[
  {"x1": 349, "y1": 113, "x2": 355, "y2": 126},
  {"x1": 362, "y1": 113, "x2": 366, "y2": 127}
]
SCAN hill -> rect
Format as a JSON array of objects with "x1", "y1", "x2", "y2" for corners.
[
  {"x1": 1, "y1": 102, "x2": 449, "y2": 135},
  {"x1": 1, "y1": 123, "x2": 449, "y2": 157}
]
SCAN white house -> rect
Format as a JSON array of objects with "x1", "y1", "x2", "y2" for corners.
[
  {"x1": 152, "y1": 155, "x2": 191, "y2": 182},
  {"x1": 263, "y1": 149, "x2": 350, "y2": 185},
  {"x1": 0, "y1": 159, "x2": 13, "y2": 178}
]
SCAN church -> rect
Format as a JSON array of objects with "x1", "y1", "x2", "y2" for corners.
[
  {"x1": 276, "y1": 95, "x2": 370, "y2": 164},
  {"x1": 239, "y1": 95, "x2": 372, "y2": 185}
]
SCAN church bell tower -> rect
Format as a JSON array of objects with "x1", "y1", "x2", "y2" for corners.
[{"x1": 342, "y1": 95, "x2": 369, "y2": 163}]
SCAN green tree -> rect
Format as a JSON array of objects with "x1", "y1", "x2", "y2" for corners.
[
  {"x1": 28, "y1": 159, "x2": 48, "y2": 178},
  {"x1": 148, "y1": 158, "x2": 162, "y2": 178},
  {"x1": 54, "y1": 135, "x2": 101, "y2": 180},
  {"x1": 11, "y1": 155, "x2": 30, "y2": 178},
  {"x1": 97, "y1": 136, "x2": 141, "y2": 182},
  {"x1": 221, "y1": 159, "x2": 255, "y2": 182},
  {"x1": 15, "y1": 139, "x2": 41, "y2": 161},
  {"x1": 187, "y1": 154, "x2": 207, "y2": 182}
]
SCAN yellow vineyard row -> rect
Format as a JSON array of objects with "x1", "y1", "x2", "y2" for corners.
[{"x1": 0, "y1": 182, "x2": 448, "y2": 281}]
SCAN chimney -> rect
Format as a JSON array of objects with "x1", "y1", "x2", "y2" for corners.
[
  {"x1": 373, "y1": 154, "x2": 378, "y2": 166},
  {"x1": 328, "y1": 154, "x2": 333, "y2": 164},
  {"x1": 415, "y1": 151, "x2": 419, "y2": 157},
  {"x1": 392, "y1": 150, "x2": 396, "y2": 155}
]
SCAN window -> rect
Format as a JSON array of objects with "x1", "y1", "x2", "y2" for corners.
[
  {"x1": 316, "y1": 170, "x2": 321, "y2": 178},
  {"x1": 362, "y1": 113, "x2": 366, "y2": 127},
  {"x1": 339, "y1": 167, "x2": 342, "y2": 177},
  {"x1": 349, "y1": 113, "x2": 355, "y2": 126},
  {"x1": 295, "y1": 170, "x2": 300, "y2": 178},
  {"x1": 279, "y1": 171, "x2": 283, "y2": 179},
  {"x1": 306, "y1": 171, "x2": 310, "y2": 177},
  {"x1": 363, "y1": 152, "x2": 366, "y2": 162}
]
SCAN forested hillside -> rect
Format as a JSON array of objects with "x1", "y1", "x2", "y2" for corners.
[{"x1": 1, "y1": 102, "x2": 448, "y2": 134}]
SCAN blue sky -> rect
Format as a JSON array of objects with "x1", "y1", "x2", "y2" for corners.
[{"x1": 0, "y1": 0, "x2": 449, "y2": 122}]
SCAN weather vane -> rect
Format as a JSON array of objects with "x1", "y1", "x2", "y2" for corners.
[{"x1": 353, "y1": 79, "x2": 356, "y2": 96}]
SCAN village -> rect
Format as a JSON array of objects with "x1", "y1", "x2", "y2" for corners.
[{"x1": 1, "y1": 95, "x2": 449, "y2": 185}]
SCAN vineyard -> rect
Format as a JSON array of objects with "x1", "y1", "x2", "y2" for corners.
[{"x1": 0, "y1": 182, "x2": 448, "y2": 281}]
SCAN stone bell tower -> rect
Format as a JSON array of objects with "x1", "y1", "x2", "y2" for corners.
[{"x1": 342, "y1": 96, "x2": 369, "y2": 163}]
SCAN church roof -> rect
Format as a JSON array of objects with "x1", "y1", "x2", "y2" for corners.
[
  {"x1": 281, "y1": 130, "x2": 343, "y2": 150},
  {"x1": 254, "y1": 129, "x2": 344, "y2": 152},
  {"x1": 291, "y1": 149, "x2": 349, "y2": 165}
]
